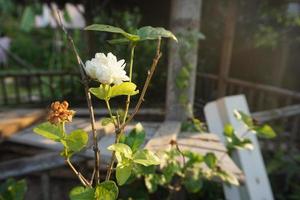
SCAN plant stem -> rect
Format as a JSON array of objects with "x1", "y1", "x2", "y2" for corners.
[
  {"x1": 105, "y1": 126, "x2": 122, "y2": 181},
  {"x1": 66, "y1": 159, "x2": 91, "y2": 187},
  {"x1": 123, "y1": 43, "x2": 136, "y2": 123},
  {"x1": 105, "y1": 39, "x2": 162, "y2": 181},
  {"x1": 55, "y1": 10, "x2": 100, "y2": 185},
  {"x1": 105, "y1": 100, "x2": 116, "y2": 126},
  {"x1": 120, "y1": 38, "x2": 162, "y2": 130}
]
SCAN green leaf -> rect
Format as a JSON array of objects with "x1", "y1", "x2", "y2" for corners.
[
  {"x1": 144, "y1": 174, "x2": 164, "y2": 193},
  {"x1": 95, "y1": 181, "x2": 118, "y2": 200},
  {"x1": 123, "y1": 123, "x2": 146, "y2": 152},
  {"x1": 137, "y1": 26, "x2": 178, "y2": 42},
  {"x1": 133, "y1": 149, "x2": 160, "y2": 166},
  {"x1": 66, "y1": 129, "x2": 88, "y2": 153},
  {"x1": 33, "y1": 122, "x2": 64, "y2": 141},
  {"x1": 0, "y1": 179, "x2": 27, "y2": 200},
  {"x1": 234, "y1": 110, "x2": 254, "y2": 127},
  {"x1": 215, "y1": 170, "x2": 239, "y2": 186},
  {"x1": 116, "y1": 163, "x2": 132, "y2": 185},
  {"x1": 224, "y1": 124, "x2": 234, "y2": 137},
  {"x1": 107, "y1": 38, "x2": 130, "y2": 45},
  {"x1": 100, "y1": 117, "x2": 115, "y2": 126},
  {"x1": 183, "y1": 151, "x2": 204, "y2": 168},
  {"x1": 85, "y1": 24, "x2": 140, "y2": 41},
  {"x1": 20, "y1": 7, "x2": 35, "y2": 32},
  {"x1": 110, "y1": 82, "x2": 139, "y2": 98},
  {"x1": 107, "y1": 143, "x2": 132, "y2": 160},
  {"x1": 89, "y1": 84, "x2": 110, "y2": 101},
  {"x1": 183, "y1": 177, "x2": 203, "y2": 193},
  {"x1": 227, "y1": 135, "x2": 253, "y2": 153},
  {"x1": 254, "y1": 124, "x2": 276, "y2": 138},
  {"x1": 204, "y1": 153, "x2": 217, "y2": 169},
  {"x1": 69, "y1": 186, "x2": 95, "y2": 200},
  {"x1": 162, "y1": 162, "x2": 181, "y2": 183}
]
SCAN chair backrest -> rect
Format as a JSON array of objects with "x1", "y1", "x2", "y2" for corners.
[{"x1": 204, "y1": 94, "x2": 274, "y2": 200}]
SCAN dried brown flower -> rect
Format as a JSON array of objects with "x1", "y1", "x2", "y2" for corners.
[{"x1": 48, "y1": 101, "x2": 75, "y2": 125}]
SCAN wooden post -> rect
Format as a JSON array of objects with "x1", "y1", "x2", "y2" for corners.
[
  {"x1": 165, "y1": 0, "x2": 203, "y2": 121},
  {"x1": 204, "y1": 95, "x2": 274, "y2": 200},
  {"x1": 217, "y1": 0, "x2": 238, "y2": 97}
]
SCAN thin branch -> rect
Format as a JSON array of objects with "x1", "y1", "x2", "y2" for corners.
[
  {"x1": 55, "y1": 10, "x2": 101, "y2": 185},
  {"x1": 120, "y1": 38, "x2": 162, "y2": 130},
  {"x1": 105, "y1": 120, "x2": 121, "y2": 180},
  {"x1": 66, "y1": 159, "x2": 91, "y2": 187},
  {"x1": 123, "y1": 43, "x2": 136, "y2": 123}
]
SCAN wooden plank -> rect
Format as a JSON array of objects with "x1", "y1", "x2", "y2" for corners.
[
  {"x1": 217, "y1": 0, "x2": 237, "y2": 97},
  {"x1": 145, "y1": 121, "x2": 181, "y2": 151},
  {"x1": 204, "y1": 94, "x2": 274, "y2": 200},
  {"x1": 0, "y1": 109, "x2": 46, "y2": 137},
  {"x1": 0, "y1": 152, "x2": 85, "y2": 180},
  {"x1": 145, "y1": 130, "x2": 244, "y2": 182},
  {"x1": 177, "y1": 133, "x2": 243, "y2": 181},
  {"x1": 252, "y1": 104, "x2": 300, "y2": 123}
]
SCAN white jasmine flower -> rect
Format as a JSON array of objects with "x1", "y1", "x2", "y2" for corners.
[{"x1": 85, "y1": 52, "x2": 129, "y2": 85}]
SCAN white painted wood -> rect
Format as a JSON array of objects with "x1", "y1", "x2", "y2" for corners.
[
  {"x1": 145, "y1": 121, "x2": 181, "y2": 151},
  {"x1": 204, "y1": 95, "x2": 274, "y2": 200}
]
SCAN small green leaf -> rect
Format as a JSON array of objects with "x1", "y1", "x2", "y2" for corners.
[
  {"x1": 137, "y1": 26, "x2": 178, "y2": 42},
  {"x1": 234, "y1": 110, "x2": 254, "y2": 127},
  {"x1": 100, "y1": 117, "x2": 115, "y2": 126},
  {"x1": 123, "y1": 123, "x2": 146, "y2": 152},
  {"x1": 183, "y1": 151, "x2": 204, "y2": 168},
  {"x1": 0, "y1": 179, "x2": 27, "y2": 200},
  {"x1": 33, "y1": 122, "x2": 64, "y2": 141},
  {"x1": 69, "y1": 186, "x2": 95, "y2": 200},
  {"x1": 107, "y1": 143, "x2": 132, "y2": 159},
  {"x1": 66, "y1": 129, "x2": 88, "y2": 153},
  {"x1": 85, "y1": 24, "x2": 140, "y2": 41},
  {"x1": 89, "y1": 84, "x2": 110, "y2": 101},
  {"x1": 20, "y1": 7, "x2": 35, "y2": 32},
  {"x1": 95, "y1": 181, "x2": 118, "y2": 200},
  {"x1": 204, "y1": 153, "x2": 217, "y2": 169},
  {"x1": 254, "y1": 124, "x2": 276, "y2": 138},
  {"x1": 162, "y1": 162, "x2": 181, "y2": 183},
  {"x1": 116, "y1": 163, "x2": 132, "y2": 185},
  {"x1": 144, "y1": 174, "x2": 165, "y2": 193},
  {"x1": 133, "y1": 149, "x2": 160, "y2": 166},
  {"x1": 183, "y1": 176, "x2": 203, "y2": 193},
  {"x1": 215, "y1": 170, "x2": 239, "y2": 186},
  {"x1": 224, "y1": 124, "x2": 234, "y2": 137},
  {"x1": 110, "y1": 82, "x2": 139, "y2": 98}
]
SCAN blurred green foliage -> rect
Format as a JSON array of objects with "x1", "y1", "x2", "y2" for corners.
[{"x1": 0, "y1": 179, "x2": 27, "y2": 200}]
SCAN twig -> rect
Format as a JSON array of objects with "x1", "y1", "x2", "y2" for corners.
[
  {"x1": 55, "y1": 10, "x2": 101, "y2": 185},
  {"x1": 122, "y1": 43, "x2": 136, "y2": 123},
  {"x1": 120, "y1": 38, "x2": 162, "y2": 130},
  {"x1": 170, "y1": 140, "x2": 186, "y2": 167},
  {"x1": 66, "y1": 159, "x2": 91, "y2": 187},
  {"x1": 105, "y1": 120, "x2": 121, "y2": 180}
]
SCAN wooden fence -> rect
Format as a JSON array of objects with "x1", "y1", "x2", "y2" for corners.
[
  {"x1": 252, "y1": 104, "x2": 300, "y2": 151},
  {"x1": 0, "y1": 71, "x2": 83, "y2": 107},
  {"x1": 195, "y1": 73, "x2": 300, "y2": 113},
  {"x1": 195, "y1": 73, "x2": 300, "y2": 151}
]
